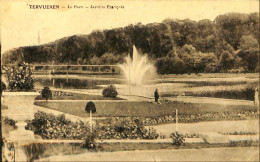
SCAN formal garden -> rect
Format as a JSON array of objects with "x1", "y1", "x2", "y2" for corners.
[{"x1": 1, "y1": 61, "x2": 259, "y2": 161}]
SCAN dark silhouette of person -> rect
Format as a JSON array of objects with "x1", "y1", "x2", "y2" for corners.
[{"x1": 154, "y1": 89, "x2": 159, "y2": 103}]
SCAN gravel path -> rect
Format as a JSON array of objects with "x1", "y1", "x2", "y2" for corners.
[
  {"x1": 37, "y1": 147, "x2": 259, "y2": 161},
  {"x1": 151, "y1": 120, "x2": 259, "y2": 137}
]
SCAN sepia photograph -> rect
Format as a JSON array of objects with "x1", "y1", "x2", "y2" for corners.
[{"x1": 1, "y1": 0, "x2": 259, "y2": 161}]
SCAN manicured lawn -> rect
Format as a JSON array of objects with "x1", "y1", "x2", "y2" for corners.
[
  {"x1": 34, "y1": 101, "x2": 257, "y2": 118},
  {"x1": 98, "y1": 142, "x2": 259, "y2": 152},
  {"x1": 35, "y1": 92, "x2": 124, "y2": 100}
]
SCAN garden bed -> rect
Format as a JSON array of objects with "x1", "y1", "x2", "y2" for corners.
[
  {"x1": 26, "y1": 112, "x2": 90, "y2": 140},
  {"x1": 26, "y1": 111, "x2": 159, "y2": 140},
  {"x1": 96, "y1": 110, "x2": 259, "y2": 126},
  {"x1": 27, "y1": 110, "x2": 259, "y2": 140}
]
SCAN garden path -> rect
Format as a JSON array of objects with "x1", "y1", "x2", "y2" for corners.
[
  {"x1": 36, "y1": 147, "x2": 259, "y2": 161},
  {"x1": 151, "y1": 120, "x2": 259, "y2": 138}
]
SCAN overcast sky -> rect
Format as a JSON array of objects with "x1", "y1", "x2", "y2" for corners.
[{"x1": 1, "y1": 0, "x2": 259, "y2": 53}]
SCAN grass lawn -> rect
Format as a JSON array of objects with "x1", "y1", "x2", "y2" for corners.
[
  {"x1": 35, "y1": 92, "x2": 124, "y2": 100},
  {"x1": 98, "y1": 142, "x2": 259, "y2": 152},
  {"x1": 34, "y1": 101, "x2": 257, "y2": 118}
]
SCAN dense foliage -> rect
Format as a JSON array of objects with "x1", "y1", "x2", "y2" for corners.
[
  {"x1": 2, "y1": 13, "x2": 259, "y2": 74},
  {"x1": 97, "y1": 118, "x2": 159, "y2": 139},
  {"x1": 26, "y1": 111, "x2": 90, "y2": 139},
  {"x1": 3, "y1": 62, "x2": 34, "y2": 91},
  {"x1": 102, "y1": 85, "x2": 118, "y2": 98},
  {"x1": 26, "y1": 111, "x2": 159, "y2": 140}
]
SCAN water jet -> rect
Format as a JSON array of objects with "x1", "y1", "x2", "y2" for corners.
[{"x1": 118, "y1": 45, "x2": 154, "y2": 86}]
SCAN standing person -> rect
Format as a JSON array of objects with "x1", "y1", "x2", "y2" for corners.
[{"x1": 154, "y1": 89, "x2": 159, "y2": 103}]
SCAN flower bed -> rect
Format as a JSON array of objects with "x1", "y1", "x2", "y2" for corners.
[
  {"x1": 26, "y1": 111, "x2": 90, "y2": 139},
  {"x1": 26, "y1": 110, "x2": 258, "y2": 140},
  {"x1": 142, "y1": 110, "x2": 259, "y2": 125},
  {"x1": 96, "y1": 110, "x2": 259, "y2": 126},
  {"x1": 96, "y1": 118, "x2": 159, "y2": 139},
  {"x1": 26, "y1": 111, "x2": 159, "y2": 140}
]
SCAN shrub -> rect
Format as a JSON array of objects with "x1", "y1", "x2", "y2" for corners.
[
  {"x1": 4, "y1": 62, "x2": 34, "y2": 91},
  {"x1": 145, "y1": 127, "x2": 159, "y2": 139},
  {"x1": 102, "y1": 85, "x2": 118, "y2": 98},
  {"x1": 81, "y1": 132, "x2": 97, "y2": 150},
  {"x1": 243, "y1": 86, "x2": 255, "y2": 100},
  {"x1": 85, "y1": 101, "x2": 96, "y2": 113},
  {"x1": 170, "y1": 132, "x2": 185, "y2": 146},
  {"x1": 41, "y1": 87, "x2": 52, "y2": 102}
]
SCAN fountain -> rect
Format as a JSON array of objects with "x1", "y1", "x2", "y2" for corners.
[
  {"x1": 117, "y1": 46, "x2": 157, "y2": 99},
  {"x1": 119, "y1": 45, "x2": 154, "y2": 86}
]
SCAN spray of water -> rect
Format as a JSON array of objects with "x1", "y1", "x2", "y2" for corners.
[{"x1": 118, "y1": 46, "x2": 154, "y2": 86}]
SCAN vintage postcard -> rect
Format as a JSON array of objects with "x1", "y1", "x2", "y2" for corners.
[{"x1": 1, "y1": 0, "x2": 259, "y2": 161}]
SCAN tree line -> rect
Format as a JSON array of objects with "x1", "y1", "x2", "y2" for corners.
[{"x1": 2, "y1": 12, "x2": 259, "y2": 74}]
